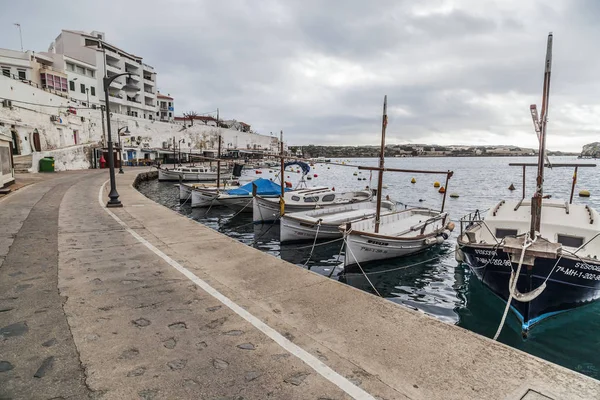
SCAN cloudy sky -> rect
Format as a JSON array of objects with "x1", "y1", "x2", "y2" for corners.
[{"x1": 1, "y1": 0, "x2": 599, "y2": 151}]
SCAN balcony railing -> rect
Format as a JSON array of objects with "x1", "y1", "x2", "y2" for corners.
[
  {"x1": 107, "y1": 63, "x2": 121, "y2": 70},
  {"x1": 143, "y1": 76, "x2": 154, "y2": 82}
]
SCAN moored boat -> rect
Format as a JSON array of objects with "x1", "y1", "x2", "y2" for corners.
[
  {"x1": 280, "y1": 200, "x2": 396, "y2": 243},
  {"x1": 253, "y1": 187, "x2": 372, "y2": 223},
  {"x1": 158, "y1": 166, "x2": 231, "y2": 182},
  {"x1": 457, "y1": 33, "x2": 600, "y2": 336},
  {"x1": 217, "y1": 178, "x2": 288, "y2": 214}
]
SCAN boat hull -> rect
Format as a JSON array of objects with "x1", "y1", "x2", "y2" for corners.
[
  {"x1": 218, "y1": 195, "x2": 256, "y2": 214},
  {"x1": 179, "y1": 184, "x2": 192, "y2": 201},
  {"x1": 460, "y1": 244, "x2": 600, "y2": 332},
  {"x1": 344, "y1": 231, "x2": 443, "y2": 266},
  {"x1": 191, "y1": 189, "x2": 219, "y2": 208},
  {"x1": 253, "y1": 195, "x2": 371, "y2": 223},
  {"x1": 159, "y1": 169, "x2": 224, "y2": 182},
  {"x1": 280, "y1": 217, "x2": 342, "y2": 243}
]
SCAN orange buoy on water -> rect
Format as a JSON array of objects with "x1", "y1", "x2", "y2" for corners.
[
  {"x1": 438, "y1": 186, "x2": 446, "y2": 194},
  {"x1": 255, "y1": 170, "x2": 262, "y2": 174},
  {"x1": 285, "y1": 181, "x2": 292, "y2": 188}
]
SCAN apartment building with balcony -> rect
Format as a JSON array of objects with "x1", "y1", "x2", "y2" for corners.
[
  {"x1": 49, "y1": 30, "x2": 159, "y2": 118},
  {"x1": 156, "y1": 92, "x2": 174, "y2": 122}
]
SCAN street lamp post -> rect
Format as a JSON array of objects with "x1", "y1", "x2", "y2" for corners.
[
  {"x1": 104, "y1": 73, "x2": 139, "y2": 207},
  {"x1": 117, "y1": 126, "x2": 130, "y2": 174},
  {"x1": 85, "y1": 88, "x2": 90, "y2": 107}
]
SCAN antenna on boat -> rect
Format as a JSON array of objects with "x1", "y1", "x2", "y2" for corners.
[
  {"x1": 374, "y1": 95, "x2": 388, "y2": 234},
  {"x1": 530, "y1": 32, "x2": 553, "y2": 238}
]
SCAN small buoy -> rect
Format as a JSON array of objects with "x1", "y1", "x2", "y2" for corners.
[
  {"x1": 433, "y1": 181, "x2": 440, "y2": 188},
  {"x1": 439, "y1": 186, "x2": 446, "y2": 194},
  {"x1": 327, "y1": 167, "x2": 330, "y2": 169},
  {"x1": 382, "y1": 184, "x2": 388, "y2": 189},
  {"x1": 332, "y1": 187, "x2": 335, "y2": 191},
  {"x1": 450, "y1": 193, "x2": 459, "y2": 198},
  {"x1": 307, "y1": 175, "x2": 312, "y2": 180},
  {"x1": 285, "y1": 181, "x2": 292, "y2": 188},
  {"x1": 418, "y1": 199, "x2": 425, "y2": 202},
  {"x1": 269, "y1": 170, "x2": 273, "y2": 173},
  {"x1": 508, "y1": 183, "x2": 516, "y2": 191},
  {"x1": 353, "y1": 172, "x2": 358, "y2": 176},
  {"x1": 314, "y1": 174, "x2": 318, "y2": 178},
  {"x1": 579, "y1": 190, "x2": 591, "y2": 198},
  {"x1": 287, "y1": 175, "x2": 290, "y2": 178},
  {"x1": 255, "y1": 170, "x2": 262, "y2": 174},
  {"x1": 411, "y1": 178, "x2": 416, "y2": 184}
]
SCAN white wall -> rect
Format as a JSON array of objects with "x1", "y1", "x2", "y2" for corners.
[{"x1": 0, "y1": 74, "x2": 280, "y2": 169}]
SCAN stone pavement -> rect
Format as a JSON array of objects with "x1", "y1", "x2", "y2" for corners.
[{"x1": 1, "y1": 168, "x2": 600, "y2": 400}]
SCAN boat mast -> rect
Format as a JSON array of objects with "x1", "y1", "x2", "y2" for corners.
[
  {"x1": 216, "y1": 133, "x2": 222, "y2": 191},
  {"x1": 375, "y1": 95, "x2": 388, "y2": 234},
  {"x1": 280, "y1": 130, "x2": 285, "y2": 216},
  {"x1": 530, "y1": 33, "x2": 553, "y2": 237}
]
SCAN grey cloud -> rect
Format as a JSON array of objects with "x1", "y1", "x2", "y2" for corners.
[{"x1": 1, "y1": 0, "x2": 599, "y2": 150}]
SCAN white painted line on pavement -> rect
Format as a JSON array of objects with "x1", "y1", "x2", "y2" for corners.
[{"x1": 98, "y1": 180, "x2": 376, "y2": 400}]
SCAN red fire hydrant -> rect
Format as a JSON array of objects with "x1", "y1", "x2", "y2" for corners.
[{"x1": 99, "y1": 155, "x2": 106, "y2": 169}]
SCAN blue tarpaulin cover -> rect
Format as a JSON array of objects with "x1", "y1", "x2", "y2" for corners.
[
  {"x1": 226, "y1": 178, "x2": 288, "y2": 196},
  {"x1": 284, "y1": 161, "x2": 311, "y2": 175}
]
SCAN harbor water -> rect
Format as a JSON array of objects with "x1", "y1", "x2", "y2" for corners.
[{"x1": 137, "y1": 156, "x2": 600, "y2": 379}]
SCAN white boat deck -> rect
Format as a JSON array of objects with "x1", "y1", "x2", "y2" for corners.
[{"x1": 351, "y1": 209, "x2": 446, "y2": 238}]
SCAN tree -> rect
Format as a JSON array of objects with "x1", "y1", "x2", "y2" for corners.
[{"x1": 183, "y1": 111, "x2": 199, "y2": 126}]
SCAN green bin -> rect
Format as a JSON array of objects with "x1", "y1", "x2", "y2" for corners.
[{"x1": 39, "y1": 157, "x2": 55, "y2": 172}]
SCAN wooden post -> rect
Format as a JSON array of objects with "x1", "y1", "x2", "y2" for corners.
[
  {"x1": 375, "y1": 95, "x2": 388, "y2": 234},
  {"x1": 440, "y1": 171, "x2": 451, "y2": 212},
  {"x1": 280, "y1": 130, "x2": 285, "y2": 216},
  {"x1": 173, "y1": 136, "x2": 176, "y2": 168},
  {"x1": 216, "y1": 133, "x2": 222, "y2": 191},
  {"x1": 522, "y1": 165, "x2": 526, "y2": 199},
  {"x1": 570, "y1": 166, "x2": 578, "y2": 204}
]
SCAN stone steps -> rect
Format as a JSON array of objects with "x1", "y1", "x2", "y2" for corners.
[{"x1": 13, "y1": 154, "x2": 32, "y2": 173}]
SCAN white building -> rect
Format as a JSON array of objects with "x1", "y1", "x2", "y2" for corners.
[
  {"x1": 156, "y1": 92, "x2": 174, "y2": 122},
  {"x1": 49, "y1": 30, "x2": 158, "y2": 119}
]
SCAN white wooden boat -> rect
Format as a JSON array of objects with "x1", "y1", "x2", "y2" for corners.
[
  {"x1": 341, "y1": 208, "x2": 452, "y2": 266},
  {"x1": 457, "y1": 34, "x2": 600, "y2": 336},
  {"x1": 193, "y1": 178, "x2": 286, "y2": 210},
  {"x1": 191, "y1": 188, "x2": 220, "y2": 208},
  {"x1": 179, "y1": 181, "x2": 239, "y2": 202},
  {"x1": 253, "y1": 187, "x2": 372, "y2": 223},
  {"x1": 280, "y1": 200, "x2": 396, "y2": 243},
  {"x1": 158, "y1": 166, "x2": 231, "y2": 182}
]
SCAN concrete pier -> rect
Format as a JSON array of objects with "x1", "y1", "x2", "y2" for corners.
[{"x1": 1, "y1": 168, "x2": 599, "y2": 399}]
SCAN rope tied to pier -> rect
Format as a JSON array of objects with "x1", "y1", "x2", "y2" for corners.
[
  {"x1": 303, "y1": 219, "x2": 322, "y2": 267},
  {"x1": 493, "y1": 232, "x2": 533, "y2": 341},
  {"x1": 342, "y1": 231, "x2": 382, "y2": 297}
]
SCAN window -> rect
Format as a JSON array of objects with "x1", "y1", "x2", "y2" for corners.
[
  {"x1": 17, "y1": 70, "x2": 26, "y2": 80},
  {"x1": 76, "y1": 65, "x2": 85, "y2": 74},
  {"x1": 2, "y1": 68, "x2": 10, "y2": 77},
  {"x1": 557, "y1": 234, "x2": 584, "y2": 248},
  {"x1": 66, "y1": 62, "x2": 75, "y2": 71},
  {"x1": 69, "y1": 81, "x2": 75, "y2": 91},
  {"x1": 60, "y1": 77, "x2": 68, "y2": 92},
  {"x1": 322, "y1": 194, "x2": 335, "y2": 202},
  {"x1": 87, "y1": 69, "x2": 95, "y2": 77},
  {"x1": 291, "y1": 196, "x2": 300, "y2": 202},
  {"x1": 156, "y1": 112, "x2": 159, "y2": 116},
  {"x1": 168, "y1": 112, "x2": 172, "y2": 117},
  {"x1": 90, "y1": 86, "x2": 95, "y2": 96},
  {"x1": 80, "y1": 83, "x2": 85, "y2": 93},
  {"x1": 495, "y1": 228, "x2": 518, "y2": 239},
  {"x1": 168, "y1": 102, "x2": 172, "y2": 107},
  {"x1": 304, "y1": 196, "x2": 319, "y2": 203}
]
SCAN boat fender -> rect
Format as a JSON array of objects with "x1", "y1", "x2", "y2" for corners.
[
  {"x1": 435, "y1": 236, "x2": 445, "y2": 244},
  {"x1": 446, "y1": 222, "x2": 455, "y2": 231},
  {"x1": 441, "y1": 229, "x2": 451, "y2": 239},
  {"x1": 424, "y1": 237, "x2": 438, "y2": 245}
]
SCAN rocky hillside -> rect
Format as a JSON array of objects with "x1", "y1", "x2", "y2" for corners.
[{"x1": 580, "y1": 142, "x2": 600, "y2": 158}]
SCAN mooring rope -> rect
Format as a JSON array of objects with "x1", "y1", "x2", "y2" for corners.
[
  {"x1": 493, "y1": 232, "x2": 532, "y2": 341},
  {"x1": 342, "y1": 234, "x2": 382, "y2": 297},
  {"x1": 303, "y1": 220, "x2": 322, "y2": 267}
]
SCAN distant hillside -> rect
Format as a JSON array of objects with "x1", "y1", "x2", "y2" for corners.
[
  {"x1": 291, "y1": 144, "x2": 576, "y2": 158},
  {"x1": 580, "y1": 142, "x2": 600, "y2": 158}
]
